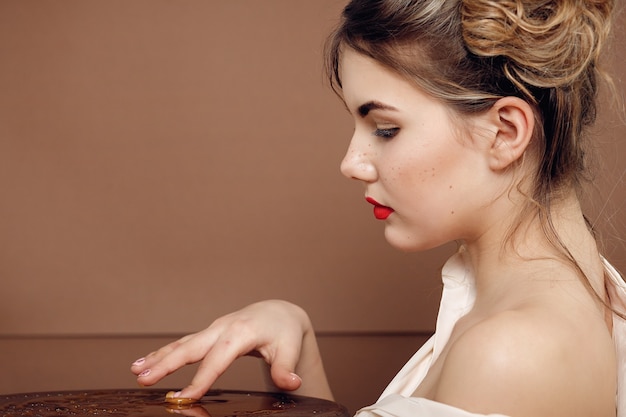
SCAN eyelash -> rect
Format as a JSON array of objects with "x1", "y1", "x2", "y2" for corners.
[{"x1": 373, "y1": 127, "x2": 400, "y2": 139}]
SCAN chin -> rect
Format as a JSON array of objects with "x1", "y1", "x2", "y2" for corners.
[{"x1": 383, "y1": 228, "x2": 440, "y2": 253}]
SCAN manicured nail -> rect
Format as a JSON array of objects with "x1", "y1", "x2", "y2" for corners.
[
  {"x1": 138, "y1": 369, "x2": 151, "y2": 377},
  {"x1": 166, "y1": 390, "x2": 182, "y2": 399},
  {"x1": 132, "y1": 358, "x2": 145, "y2": 366}
]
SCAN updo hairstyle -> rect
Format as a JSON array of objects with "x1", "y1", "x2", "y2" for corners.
[{"x1": 326, "y1": 0, "x2": 614, "y2": 207}]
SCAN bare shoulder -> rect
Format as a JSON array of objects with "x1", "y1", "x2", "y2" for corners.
[{"x1": 433, "y1": 306, "x2": 616, "y2": 417}]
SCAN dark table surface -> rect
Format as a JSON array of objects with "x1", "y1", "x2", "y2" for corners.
[{"x1": 0, "y1": 389, "x2": 350, "y2": 417}]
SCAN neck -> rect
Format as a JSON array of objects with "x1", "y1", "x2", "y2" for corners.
[{"x1": 459, "y1": 191, "x2": 604, "y2": 312}]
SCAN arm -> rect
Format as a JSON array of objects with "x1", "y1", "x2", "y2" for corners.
[{"x1": 130, "y1": 300, "x2": 333, "y2": 401}]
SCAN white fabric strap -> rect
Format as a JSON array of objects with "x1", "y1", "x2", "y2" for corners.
[{"x1": 358, "y1": 394, "x2": 509, "y2": 417}]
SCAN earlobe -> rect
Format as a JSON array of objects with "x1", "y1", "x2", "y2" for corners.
[{"x1": 488, "y1": 97, "x2": 535, "y2": 171}]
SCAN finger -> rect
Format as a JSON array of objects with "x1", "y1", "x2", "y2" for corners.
[
  {"x1": 130, "y1": 356, "x2": 149, "y2": 374},
  {"x1": 177, "y1": 335, "x2": 252, "y2": 399},
  {"x1": 266, "y1": 344, "x2": 303, "y2": 391},
  {"x1": 270, "y1": 366, "x2": 302, "y2": 391},
  {"x1": 131, "y1": 348, "x2": 166, "y2": 374},
  {"x1": 135, "y1": 333, "x2": 216, "y2": 386},
  {"x1": 130, "y1": 335, "x2": 191, "y2": 375}
]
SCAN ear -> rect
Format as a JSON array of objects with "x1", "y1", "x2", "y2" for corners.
[{"x1": 486, "y1": 97, "x2": 535, "y2": 171}]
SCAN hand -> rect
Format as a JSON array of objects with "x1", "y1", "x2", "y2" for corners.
[{"x1": 130, "y1": 300, "x2": 332, "y2": 401}]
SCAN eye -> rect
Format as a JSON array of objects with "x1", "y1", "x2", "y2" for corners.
[{"x1": 373, "y1": 127, "x2": 400, "y2": 139}]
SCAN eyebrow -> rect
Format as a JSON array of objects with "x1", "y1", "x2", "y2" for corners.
[{"x1": 357, "y1": 101, "x2": 399, "y2": 117}]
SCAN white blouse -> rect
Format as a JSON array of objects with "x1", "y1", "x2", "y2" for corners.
[{"x1": 355, "y1": 250, "x2": 626, "y2": 417}]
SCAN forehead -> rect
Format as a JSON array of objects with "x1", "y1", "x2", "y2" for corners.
[{"x1": 339, "y1": 48, "x2": 431, "y2": 113}]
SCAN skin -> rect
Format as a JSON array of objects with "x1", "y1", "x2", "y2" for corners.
[
  {"x1": 131, "y1": 49, "x2": 617, "y2": 416},
  {"x1": 131, "y1": 300, "x2": 332, "y2": 401}
]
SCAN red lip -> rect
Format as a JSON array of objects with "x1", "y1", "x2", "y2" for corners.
[{"x1": 365, "y1": 197, "x2": 394, "y2": 220}]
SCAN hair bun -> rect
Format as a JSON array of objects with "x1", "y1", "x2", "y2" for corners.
[{"x1": 461, "y1": 0, "x2": 613, "y2": 92}]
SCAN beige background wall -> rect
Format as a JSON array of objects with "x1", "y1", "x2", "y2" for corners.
[{"x1": 0, "y1": 1, "x2": 624, "y2": 414}]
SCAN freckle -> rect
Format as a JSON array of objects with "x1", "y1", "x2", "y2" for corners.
[
  {"x1": 449, "y1": 185, "x2": 453, "y2": 189},
  {"x1": 451, "y1": 211, "x2": 455, "y2": 215}
]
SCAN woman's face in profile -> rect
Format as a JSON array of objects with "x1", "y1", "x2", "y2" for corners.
[{"x1": 338, "y1": 48, "x2": 498, "y2": 251}]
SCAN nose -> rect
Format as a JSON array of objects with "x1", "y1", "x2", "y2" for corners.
[{"x1": 340, "y1": 132, "x2": 377, "y2": 182}]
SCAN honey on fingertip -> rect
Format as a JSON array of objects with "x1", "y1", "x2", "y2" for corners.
[{"x1": 165, "y1": 390, "x2": 198, "y2": 405}]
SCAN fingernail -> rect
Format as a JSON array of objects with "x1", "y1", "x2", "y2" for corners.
[
  {"x1": 289, "y1": 373, "x2": 302, "y2": 383},
  {"x1": 132, "y1": 358, "x2": 145, "y2": 366},
  {"x1": 138, "y1": 369, "x2": 151, "y2": 377},
  {"x1": 166, "y1": 390, "x2": 182, "y2": 399}
]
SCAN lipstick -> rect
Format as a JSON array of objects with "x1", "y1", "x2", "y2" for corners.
[{"x1": 365, "y1": 197, "x2": 394, "y2": 220}]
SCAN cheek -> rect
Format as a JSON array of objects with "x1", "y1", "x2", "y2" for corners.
[
  {"x1": 383, "y1": 153, "x2": 441, "y2": 188},
  {"x1": 386, "y1": 153, "x2": 466, "y2": 221}
]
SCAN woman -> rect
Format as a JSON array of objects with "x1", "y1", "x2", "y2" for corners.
[{"x1": 131, "y1": 1, "x2": 626, "y2": 416}]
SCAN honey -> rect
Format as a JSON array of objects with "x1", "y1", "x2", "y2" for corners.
[{"x1": 165, "y1": 390, "x2": 198, "y2": 405}]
